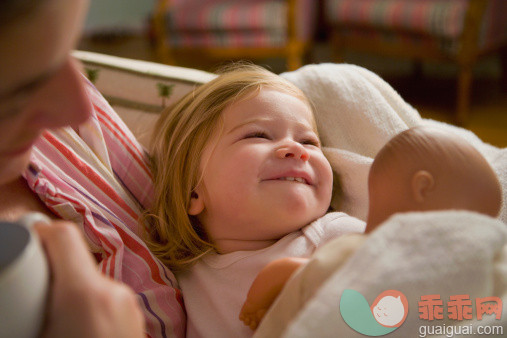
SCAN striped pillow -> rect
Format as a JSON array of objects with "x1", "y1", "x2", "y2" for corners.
[
  {"x1": 325, "y1": 0, "x2": 468, "y2": 40},
  {"x1": 25, "y1": 77, "x2": 185, "y2": 338},
  {"x1": 167, "y1": 0, "x2": 286, "y2": 33},
  {"x1": 160, "y1": 0, "x2": 316, "y2": 48},
  {"x1": 325, "y1": 0, "x2": 507, "y2": 56}
]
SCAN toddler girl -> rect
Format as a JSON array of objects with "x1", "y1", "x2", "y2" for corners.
[{"x1": 143, "y1": 64, "x2": 365, "y2": 337}]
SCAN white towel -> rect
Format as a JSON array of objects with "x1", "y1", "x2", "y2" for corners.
[{"x1": 282, "y1": 211, "x2": 507, "y2": 338}]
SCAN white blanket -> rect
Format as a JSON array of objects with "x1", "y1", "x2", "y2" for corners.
[
  {"x1": 261, "y1": 64, "x2": 507, "y2": 336},
  {"x1": 276, "y1": 212, "x2": 507, "y2": 338},
  {"x1": 281, "y1": 63, "x2": 507, "y2": 222}
]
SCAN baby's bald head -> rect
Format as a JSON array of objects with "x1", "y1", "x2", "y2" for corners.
[{"x1": 366, "y1": 126, "x2": 502, "y2": 232}]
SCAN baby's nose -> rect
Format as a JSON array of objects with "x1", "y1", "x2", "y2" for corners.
[{"x1": 275, "y1": 143, "x2": 309, "y2": 161}]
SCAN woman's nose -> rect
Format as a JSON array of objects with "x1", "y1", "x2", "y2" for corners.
[
  {"x1": 275, "y1": 141, "x2": 310, "y2": 161},
  {"x1": 27, "y1": 57, "x2": 92, "y2": 130}
]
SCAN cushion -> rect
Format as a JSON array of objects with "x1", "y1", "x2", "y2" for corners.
[
  {"x1": 167, "y1": 0, "x2": 287, "y2": 33},
  {"x1": 159, "y1": 0, "x2": 316, "y2": 47},
  {"x1": 325, "y1": 0, "x2": 469, "y2": 40},
  {"x1": 478, "y1": 0, "x2": 507, "y2": 50},
  {"x1": 325, "y1": 0, "x2": 507, "y2": 56},
  {"x1": 25, "y1": 76, "x2": 185, "y2": 338}
]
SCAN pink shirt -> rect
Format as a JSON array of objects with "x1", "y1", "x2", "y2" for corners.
[{"x1": 177, "y1": 212, "x2": 365, "y2": 338}]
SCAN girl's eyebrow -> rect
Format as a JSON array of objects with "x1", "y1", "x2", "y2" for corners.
[
  {"x1": 227, "y1": 117, "x2": 315, "y2": 135},
  {"x1": 226, "y1": 117, "x2": 273, "y2": 134}
]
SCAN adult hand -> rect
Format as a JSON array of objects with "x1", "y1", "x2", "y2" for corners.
[{"x1": 34, "y1": 221, "x2": 145, "y2": 338}]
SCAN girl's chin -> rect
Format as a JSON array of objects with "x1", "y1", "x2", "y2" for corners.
[{"x1": 267, "y1": 193, "x2": 319, "y2": 213}]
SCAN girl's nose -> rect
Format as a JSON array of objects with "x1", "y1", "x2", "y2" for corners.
[{"x1": 275, "y1": 141, "x2": 310, "y2": 161}]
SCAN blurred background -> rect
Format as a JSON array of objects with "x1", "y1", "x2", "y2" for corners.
[{"x1": 78, "y1": 0, "x2": 506, "y2": 147}]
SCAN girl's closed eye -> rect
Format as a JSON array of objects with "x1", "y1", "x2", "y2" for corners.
[
  {"x1": 244, "y1": 131, "x2": 270, "y2": 140},
  {"x1": 243, "y1": 131, "x2": 320, "y2": 147},
  {"x1": 300, "y1": 137, "x2": 320, "y2": 147}
]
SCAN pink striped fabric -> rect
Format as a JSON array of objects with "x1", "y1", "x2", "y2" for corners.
[
  {"x1": 326, "y1": 0, "x2": 507, "y2": 57},
  {"x1": 326, "y1": 0, "x2": 468, "y2": 39},
  {"x1": 161, "y1": 0, "x2": 316, "y2": 48},
  {"x1": 168, "y1": 0, "x2": 285, "y2": 32},
  {"x1": 24, "y1": 77, "x2": 186, "y2": 338}
]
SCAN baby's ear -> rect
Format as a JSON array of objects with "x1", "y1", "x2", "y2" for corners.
[
  {"x1": 188, "y1": 188, "x2": 205, "y2": 215},
  {"x1": 411, "y1": 170, "x2": 434, "y2": 203}
]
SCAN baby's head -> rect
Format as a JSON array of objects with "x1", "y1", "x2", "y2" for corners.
[
  {"x1": 145, "y1": 64, "x2": 333, "y2": 269},
  {"x1": 366, "y1": 125, "x2": 502, "y2": 232}
]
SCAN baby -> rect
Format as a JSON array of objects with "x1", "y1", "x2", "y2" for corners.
[
  {"x1": 240, "y1": 125, "x2": 502, "y2": 332},
  {"x1": 142, "y1": 64, "x2": 365, "y2": 337}
]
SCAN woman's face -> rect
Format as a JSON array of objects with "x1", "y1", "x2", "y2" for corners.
[{"x1": 0, "y1": 0, "x2": 91, "y2": 185}]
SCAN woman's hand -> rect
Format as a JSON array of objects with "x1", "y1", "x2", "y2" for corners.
[{"x1": 34, "y1": 221, "x2": 145, "y2": 338}]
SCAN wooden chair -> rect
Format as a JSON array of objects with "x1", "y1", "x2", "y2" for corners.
[
  {"x1": 324, "y1": 0, "x2": 507, "y2": 124},
  {"x1": 151, "y1": 0, "x2": 317, "y2": 71}
]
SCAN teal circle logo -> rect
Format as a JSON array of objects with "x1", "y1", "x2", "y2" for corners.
[{"x1": 340, "y1": 289, "x2": 408, "y2": 336}]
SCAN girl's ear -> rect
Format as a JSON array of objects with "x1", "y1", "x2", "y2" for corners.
[
  {"x1": 411, "y1": 170, "x2": 435, "y2": 203},
  {"x1": 188, "y1": 187, "x2": 205, "y2": 215}
]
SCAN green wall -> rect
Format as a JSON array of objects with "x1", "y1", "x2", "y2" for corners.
[{"x1": 85, "y1": 0, "x2": 155, "y2": 33}]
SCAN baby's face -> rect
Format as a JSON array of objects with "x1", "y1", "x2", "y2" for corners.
[{"x1": 193, "y1": 88, "x2": 333, "y2": 252}]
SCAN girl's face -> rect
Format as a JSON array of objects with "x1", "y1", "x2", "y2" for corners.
[
  {"x1": 0, "y1": 0, "x2": 91, "y2": 185},
  {"x1": 189, "y1": 88, "x2": 333, "y2": 253}
]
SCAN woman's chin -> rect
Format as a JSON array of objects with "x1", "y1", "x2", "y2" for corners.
[{"x1": 0, "y1": 150, "x2": 32, "y2": 186}]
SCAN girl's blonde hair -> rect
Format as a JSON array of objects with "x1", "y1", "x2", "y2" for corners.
[{"x1": 142, "y1": 64, "x2": 314, "y2": 271}]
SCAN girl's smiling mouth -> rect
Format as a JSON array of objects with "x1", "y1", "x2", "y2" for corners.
[
  {"x1": 275, "y1": 176, "x2": 308, "y2": 184},
  {"x1": 262, "y1": 170, "x2": 313, "y2": 185}
]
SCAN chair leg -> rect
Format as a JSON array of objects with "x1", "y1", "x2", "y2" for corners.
[
  {"x1": 456, "y1": 65, "x2": 473, "y2": 126},
  {"x1": 287, "y1": 53, "x2": 303, "y2": 71},
  {"x1": 412, "y1": 60, "x2": 424, "y2": 80},
  {"x1": 287, "y1": 43, "x2": 303, "y2": 71},
  {"x1": 156, "y1": 42, "x2": 176, "y2": 65},
  {"x1": 330, "y1": 32, "x2": 346, "y2": 63},
  {"x1": 500, "y1": 46, "x2": 507, "y2": 90}
]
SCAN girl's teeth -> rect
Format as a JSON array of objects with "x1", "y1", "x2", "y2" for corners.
[{"x1": 278, "y1": 177, "x2": 306, "y2": 183}]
